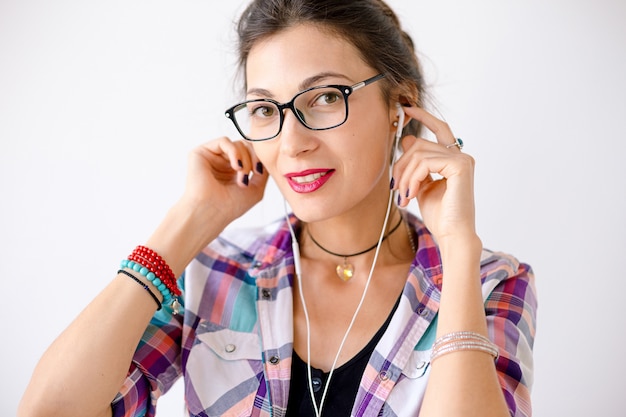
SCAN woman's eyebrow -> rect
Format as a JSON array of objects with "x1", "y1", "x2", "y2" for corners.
[
  {"x1": 246, "y1": 87, "x2": 274, "y2": 98},
  {"x1": 246, "y1": 71, "x2": 351, "y2": 99},
  {"x1": 298, "y1": 71, "x2": 350, "y2": 90}
]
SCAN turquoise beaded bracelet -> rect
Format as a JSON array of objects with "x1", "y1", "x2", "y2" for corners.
[
  {"x1": 120, "y1": 259, "x2": 172, "y2": 301},
  {"x1": 120, "y1": 259, "x2": 181, "y2": 314}
]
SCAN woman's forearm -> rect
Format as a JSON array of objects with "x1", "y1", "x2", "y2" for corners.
[
  {"x1": 18, "y1": 275, "x2": 160, "y2": 417},
  {"x1": 419, "y1": 235, "x2": 510, "y2": 417},
  {"x1": 18, "y1": 202, "x2": 228, "y2": 417}
]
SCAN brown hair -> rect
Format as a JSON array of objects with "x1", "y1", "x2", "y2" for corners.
[{"x1": 236, "y1": 0, "x2": 426, "y2": 136}]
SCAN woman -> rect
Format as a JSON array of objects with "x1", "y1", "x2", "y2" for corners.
[{"x1": 19, "y1": 0, "x2": 537, "y2": 416}]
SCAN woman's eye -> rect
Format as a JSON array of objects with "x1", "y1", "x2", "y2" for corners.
[
  {"x1": 250, "y1": 105, "x2": 276, "y2": 118},
  {"x1": 314, "y1": 92, "x2": 340, "y2": 105}
]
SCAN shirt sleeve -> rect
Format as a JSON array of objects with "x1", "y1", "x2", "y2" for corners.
[
  {"x1": 484, "y1": 259, "x2": 538, "y2": 417},
  {"x1": 110, "y1": 300, "x2": 184, "y2": 417}
]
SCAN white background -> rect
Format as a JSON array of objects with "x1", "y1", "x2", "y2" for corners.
[{"x1": 1, "y1": 0, "x2": 624, "y2": 415}]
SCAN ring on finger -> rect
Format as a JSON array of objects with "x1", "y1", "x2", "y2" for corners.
[{"x1": 446, "y1": 137, "x2": 464, "y2": 151}]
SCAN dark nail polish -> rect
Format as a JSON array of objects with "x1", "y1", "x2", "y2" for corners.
[
  {"x1": 238, "y1": 159, "x2": 243, "y2": 168},
  {"x1": 242, "y1": 174, "x2": 249, "y2": 186},
  {"x1": 397, "y1": 194, "x2": 401, "y2": 205},
  {"x1": 256, "y1": 162, "x2": 264, "y2": 174},
  {"x1": 405, "y1": 189, "x2": 410, "y2": 198},
  {"x1": 389, "y1": 177, "x2": 395, "y2": 189}
]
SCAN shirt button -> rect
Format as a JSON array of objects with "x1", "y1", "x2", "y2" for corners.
[
  {"x1": 417, "y1": 307, "x2": 428, "y2": 317},
  {"x1": 311, "y1": 377, "x2": 322, "y2": 392},
  {"x1": 269, "y1": 355, "x2": 280, "y2": 365},
  {"x1": 378, "y1": 370, "x2": 390, "y2": 381},
  {"x1": 225, "y1": 344, "x2": 236, "y2": 353},
  {"x1": 261, "y1": 289, "x2": 272, "y2": 300}
]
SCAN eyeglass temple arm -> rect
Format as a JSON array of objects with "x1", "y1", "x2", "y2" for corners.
[{"x1": 351, "y1": 73, "x2": 386, "y2": 91}]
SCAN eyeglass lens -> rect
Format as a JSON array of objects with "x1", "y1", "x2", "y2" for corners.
[{"x1": 232, "y1": 86, "x2": 347, "y2": 141}]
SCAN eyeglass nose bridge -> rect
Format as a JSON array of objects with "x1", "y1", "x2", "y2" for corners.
[{"x1": 274, "y1": 97, "x2": 312, "y2": 132}]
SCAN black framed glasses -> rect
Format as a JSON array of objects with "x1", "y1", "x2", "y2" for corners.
[{"x1": 225, "y1": 73, "x2": 385, "y2": 141}]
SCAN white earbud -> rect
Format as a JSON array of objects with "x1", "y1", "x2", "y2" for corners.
[
  {"x1": 391, "y1": 103, "x2": 404, "y2": 172},
  {"x1": 395, "y1": 102, "x2": 404, "y2": 142},
  {"x1": 396, "y1": 102, "x2": 404, "y2": 117}
]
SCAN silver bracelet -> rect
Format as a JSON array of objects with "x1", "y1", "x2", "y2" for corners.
[{"x1": 431, "y1": 331, "x2": 499, "y2": 362}]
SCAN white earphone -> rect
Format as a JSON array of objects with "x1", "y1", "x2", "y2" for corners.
[
  {"x1": 283, "y1": 102, "x2": 404, "y2": 417},
  {"x1": 395, "y1": 102, "x2": 404, "y2": 142},
  {"x1": 391, "y1": 102, "x2": 404, "y2": 173}
]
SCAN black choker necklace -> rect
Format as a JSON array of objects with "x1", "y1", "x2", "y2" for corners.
[{"x1": 306, "y1": 215, "x2": 403, "y2": 282}]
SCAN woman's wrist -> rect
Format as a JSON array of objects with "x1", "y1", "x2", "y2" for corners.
[
  {"x1": 436, "y1": 233, "x2": 489, "y2": 336},
  {"x1": 437, "y1": 233, "x2": 483, "y2": 264},
  {"x1": 145, "y1": 200, "x2": 231, "y2": 277}
]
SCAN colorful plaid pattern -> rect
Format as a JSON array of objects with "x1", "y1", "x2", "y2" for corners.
[{"x1": 111, "y1": 214, "x2": 537, "y2": 417}]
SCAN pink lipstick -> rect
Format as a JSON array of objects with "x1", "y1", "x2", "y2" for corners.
[{"x1": 285, "y1": 169, "x2": 335, "y2": 193}]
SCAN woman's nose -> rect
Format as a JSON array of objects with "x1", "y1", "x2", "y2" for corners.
[{"x1": 278, "y1": 108, "x2": 316, "y2": 157}]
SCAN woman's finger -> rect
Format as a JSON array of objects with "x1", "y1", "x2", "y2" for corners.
[
  {"x1": 232, "y1": 140, "x2": 254, "y2": 186},
  {"x1": 237, "y1": 140, "x2": 268, "y2": 187},
  {"x1": 202, "y1": 138, "x2": 260, "y2": 187},
  {"x1": 402, "y1": 106, "x2": 458, "y2": 148}
]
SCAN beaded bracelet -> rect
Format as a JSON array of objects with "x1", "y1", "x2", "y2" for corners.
[
  {"x1": 121, "y1": 245, "x2": 181, "y2": 314},
  {"x1": 118, "y1": 269, "x2": 162, "y2": 310},
  {"x1": 128, "y1": 246, "x2": 178, "y2": 293},
  {"x1": 120, "y1": 261, "x2": 181, "y2": 314},
  {"x1": 431, "y1": 331, "x2": 499, "y2": 363}
]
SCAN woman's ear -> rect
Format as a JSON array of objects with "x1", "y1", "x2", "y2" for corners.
[
  {"x1": 392, "y1": 87, "x2": 423, "y2": 138},
  {"x1": 396, "y1": 81, "x2": 418, "y2": 118},
  {"x1": 389, "y1": 83, "x2": 418, "y2": 129},
  {"x1": 398, "y1": 80, "x2": 419, "y2": 107},
  {"x1": 396, "y1": 96, "x2": 413, "y2": 128},
  {"x1": 398, "y1": 95, "x2": 413, "y2": 108}
]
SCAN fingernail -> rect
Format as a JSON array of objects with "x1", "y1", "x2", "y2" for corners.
[
  {"x1": 397, "y1": 194, "x2": 401, "y2": 205},
  {"x1": 242, "y1": 174, "x2": 249, "y2": 186},
  {"x1": 405, "y1": 189, "x2": 410, "y2": 198},
  {"x1": 256, "y1": 162, "x2": 264, "y2": 174},
  {"x1": 389, "y1": 177, "x2": 395, "y2": 189},
  {"x1": 238, "y1": 159, "x2": 243, "y2": 168}
]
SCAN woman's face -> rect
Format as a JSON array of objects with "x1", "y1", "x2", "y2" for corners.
[{"x1": 247, "y1": 24, "x2": 398, "y2": 223}]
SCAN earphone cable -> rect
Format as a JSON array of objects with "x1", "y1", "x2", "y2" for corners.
[{"x1": 284, "y1": 107, "x2": 403, "y2": 416}]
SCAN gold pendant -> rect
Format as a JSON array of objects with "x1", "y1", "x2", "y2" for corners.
[{"x1": 336, "y1": 259, "x2": 354, "y2": 282}]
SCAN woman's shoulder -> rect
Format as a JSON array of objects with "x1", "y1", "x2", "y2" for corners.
[
  {"x1": 479, "y1": 248, "x2": 534, "y2": 283},
  {"x1": 181, "y1": 217, "x2": 294, "y2": 313},
  {"x1": 200, "y1": 216, "x2": 294, "y2": 265},
  {"x1": 405, "y1": 210, "x2": 534, "y2": 289},
  {"x1": 478, "y1": 248, "x2": 536, "y2": 314}
]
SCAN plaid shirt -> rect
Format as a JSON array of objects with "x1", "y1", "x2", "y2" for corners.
[{"x1": 112, "y1": 214, "x2": 537, "y2": 417}]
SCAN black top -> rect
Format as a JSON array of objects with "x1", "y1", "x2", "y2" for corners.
[{"x1": 286, "y1": 297, "x2": 400, "y2": 417}]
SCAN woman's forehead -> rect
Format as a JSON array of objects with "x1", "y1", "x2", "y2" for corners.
[{"x1": 245, "y1": 24, "x2": 370, "y2": 93}]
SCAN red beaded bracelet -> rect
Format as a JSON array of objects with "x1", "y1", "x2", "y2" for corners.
[
  {"x1": 126, "y1": 253, "x2": 178, "y2": 296},
  {"x1": 127, "y1": 245, "x2": 180, "y2": 297},
  {"x1": 131, "y1": 245, "x2": 175, "y2": 279}
]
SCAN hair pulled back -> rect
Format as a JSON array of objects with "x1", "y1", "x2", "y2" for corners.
[{"x1": 236, "y1": 0, "x2": 425, "y2": 136}]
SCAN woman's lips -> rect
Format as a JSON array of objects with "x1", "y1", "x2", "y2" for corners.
[{"x1": 285, "y1": 169, "x2": 335, "y2": 193}]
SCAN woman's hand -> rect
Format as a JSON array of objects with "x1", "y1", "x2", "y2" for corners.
[
  {"x1": 392, "y1": 107, "x2": 477, "y2": 246},
  {"x1": 145, "y1": 137, "x2": 269, "y2": 275},
  {"x1": 181, "y1": 137, "x2": 269, "y2": 225},
  {"x1": 396, "y1": 108, "x2": 511, "y2": 417}
]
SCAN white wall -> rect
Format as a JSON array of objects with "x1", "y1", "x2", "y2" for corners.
[{"x1": 1, "y1": 0, "x2": 624, "y2": 415}]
